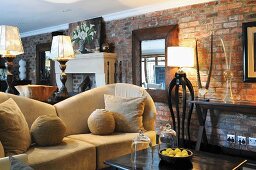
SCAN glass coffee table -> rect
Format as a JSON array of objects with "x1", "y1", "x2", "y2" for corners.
[{"x1": 105, "y1": 147, "x2": 248, "y2": 170}]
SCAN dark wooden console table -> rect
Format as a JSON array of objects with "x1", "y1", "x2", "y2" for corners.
[{"x1": 191, "y1": 99, "x2": 256, "y2": 151}]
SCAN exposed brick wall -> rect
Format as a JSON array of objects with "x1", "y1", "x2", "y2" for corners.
[
  {"x1": 105, "y1": 0, "x2": 256, "y2": 151},
  {"x1": 18, "y1": 0, "x2": 256, "y2": 151},
  {"x1": 16, "y1": 33, "x2": 52, "y2": 83}
]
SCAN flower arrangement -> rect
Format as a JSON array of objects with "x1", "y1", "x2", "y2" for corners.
[{"x1": 71, "y1": 22, "x2": 97, "y2": 46}]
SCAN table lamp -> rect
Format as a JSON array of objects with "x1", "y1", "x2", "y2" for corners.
[
  {"x1": 167, "y1": 46, "x2": 195, "y2": 147},
  {"x1": 0, "y1": 25, "x2": 24, "y2": 94},
  {"x1": 50, "y1": 35, "x2": 75, "y2": 101}
]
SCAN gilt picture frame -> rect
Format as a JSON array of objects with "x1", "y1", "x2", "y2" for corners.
[{"x1": 243, "y1": 21, "x2": 256, "y2": 82}]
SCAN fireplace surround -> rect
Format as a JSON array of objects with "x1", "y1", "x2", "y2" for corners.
[{"x1": 54, "y1": 52, "x2": 116, "y2": 93}]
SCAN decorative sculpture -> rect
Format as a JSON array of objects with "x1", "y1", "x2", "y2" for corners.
[
  {"x1": 19, "y1": 59, "x2": 26, "y2": 80},
  {"x1": 196, "y1": 33, "x2": 214, "y2": 100}
]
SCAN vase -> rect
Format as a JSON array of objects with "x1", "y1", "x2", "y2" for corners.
[
  {"x1": 18, "y1": 59, "x2": 26, "y2": 80},
  {"x1": 223, "y1": 70, "x2": 234, "y2": 103},
  {"x1": 79, "y1": 40, "x2": 88, "y2": 54}
]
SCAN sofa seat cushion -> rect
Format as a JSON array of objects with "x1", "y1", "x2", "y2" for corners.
[
  {"x1": 26, "y1": 137, "x2": 96, "y2": 170},
  {"x1": 67, "y1": 131, "x2": 156, "y2": 169}
]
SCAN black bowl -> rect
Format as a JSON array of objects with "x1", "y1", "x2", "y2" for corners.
[{"x1": 159, "y1": 148, "x2": 193, "y2": 164}]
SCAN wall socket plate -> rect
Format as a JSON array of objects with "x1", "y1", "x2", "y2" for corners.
[
  {"x1": 227, "y1": 134, "x2": 235, "y2": 143},
  {"x1": 237, "y1": 136, "x2": 246, "y2": 145},
  {"x1": 249, "y1": 137, "x2": 256, "y2": 146}
]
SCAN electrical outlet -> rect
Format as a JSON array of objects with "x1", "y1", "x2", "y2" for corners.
[
  {"x1": 237, "y1": 136, "x2": 246, "y2": 145},
  {"x1": 248, "y1": 137, "x2": 256, "y2": 146},
  {"x1": 227, "y1": 134, "x2": 235, "y2": 143}
]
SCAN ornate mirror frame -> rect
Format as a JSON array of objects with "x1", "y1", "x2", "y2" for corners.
[{"x1": 132, "y1": 25, "x2": 179, "y2": 102}]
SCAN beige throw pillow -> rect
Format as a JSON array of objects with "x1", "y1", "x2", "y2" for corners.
[
  {"x1": 31, "y1": 115, "x2": 66, "y2": 146},
  {"x1": 104, "y1": 94, "x2": 146, "y2": 133},
  {"x1": 0, "y1": 98, "x2": 31, "y2": 156},
  {"x1": 88, "y1": 109, "x2": 115, "y2": 135}
]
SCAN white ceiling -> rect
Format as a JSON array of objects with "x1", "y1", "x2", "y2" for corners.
[{"x1": 0, "y1": 0, "x2": 216, "y2": 36}]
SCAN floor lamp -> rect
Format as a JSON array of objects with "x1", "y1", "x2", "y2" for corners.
[
  {"x1": 50, "y1": 35, "x2": 75, "y2": 101},
  {"x1": 167, "y1": 46, "x2": 195, "y2": 147},
  {"x1": 0, "y1": 25, "x2": 24, "y2": 94}
]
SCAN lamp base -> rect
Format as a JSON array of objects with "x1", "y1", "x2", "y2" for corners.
[
  {"x1": 54, "y1": 91, "x2": 69, "y2": 102},
  {"x1": 54, "y1": 60, "x2": 69, "y2": 102},
  {"x1": 4, "y1": 57, "x2": 15, "y2": 94},
  {"x1": 168, "y1": 71, "x2": 194, "y2": 147}
]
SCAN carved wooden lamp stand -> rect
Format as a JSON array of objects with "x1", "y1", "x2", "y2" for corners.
[
  {"x1": 50, "y1": 35, "x2": 75, "y2": 101},
  {"x1": 0, "y1": 25, "x2": 24, "y2": 94},
  {"x1": 167, "y1": 47, "x2": 195, "y2": 147}
]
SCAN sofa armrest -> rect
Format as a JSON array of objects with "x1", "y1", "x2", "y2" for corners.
[{"x1": 0, "y1": 154, "x2": 28, "y2": 170}]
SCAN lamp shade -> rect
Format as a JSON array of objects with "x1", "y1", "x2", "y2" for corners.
[
  {"x1": 0, "y1": 25, "x2": 24, "y2": 56},
  {"x1": 167, "y1": 47, "x2": 195, "y2": 68},
  {"x1": 50, "y1": 35, "x2": 74, "y2": 61}
]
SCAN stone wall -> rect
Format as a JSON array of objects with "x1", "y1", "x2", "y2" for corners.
[{"x1": 105, "y1": 0, "x2": 256, "y2": 151}]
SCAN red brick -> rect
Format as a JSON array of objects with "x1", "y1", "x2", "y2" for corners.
[
  {"x1": 229, "y1": 15, "x2": 244, "y2": 21},
  {"x1": 227, "y1": 2, "x2": 243, "y2": 9},
  {"x1": 180, "y1": 27, "x2": 195, "y2": 33},
  {"x1": 215, "y1": 29, "x2": 230, "y2": 35},
  {"x1": 214, "y1": 17, "x2": 228, "y2": 24},
  {"x1": 253, "y1": 6, "x2": 256, "y2": 12},
  {"x1": 223, "y1": 22, "x2": 238, "y2": 28},
  {"x1": 188, "y1": 21, "x2": 200, "y2": 27}
]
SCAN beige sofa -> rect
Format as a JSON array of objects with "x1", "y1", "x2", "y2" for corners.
[{"x1": 0, "y1": 83, "x2": 156, "y2": 170}]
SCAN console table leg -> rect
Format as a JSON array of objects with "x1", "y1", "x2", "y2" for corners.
[{"x1": 195, "y1": 104, "x2": 209, "y2": 151}]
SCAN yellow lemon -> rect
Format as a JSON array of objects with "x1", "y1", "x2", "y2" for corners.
[
  {"x1": 174, "y1": 152, "x2": 182, "y2": 157},
  {"x1": 182, "y1": 152, "x2": 189, "y2": 157},
  {"x1": 181, "y1": 149, "x2": 188, "y2": 155},
  {"x1": 168, "y1": 154, "x2": 174, "y2": 157},
  {"x1": 168, "y1": 149, "x2": 175, "y2": 155},
  {"x1": 174, "y1": 148, "x2": 181, "y2": 153},
  {"x1": 166, "y1": 148, "x2": 172, "y2": 152},
  {"x1": 161, "y1": 151, "x2": 168, "y2": 155}
]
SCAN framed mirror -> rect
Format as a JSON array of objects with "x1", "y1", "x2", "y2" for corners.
[
  {"x1": 132, "y1": 25, "x2": 179, "y2": 102},
  {"x1": 141, "y1": 39, "x2": 166, "y2": 90},
  {"x1": 36, "y1": 43, "x2": 55, "y2": 85}
]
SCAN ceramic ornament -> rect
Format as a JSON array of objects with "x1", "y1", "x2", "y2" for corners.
[{"x1": 19, "y1": 59, "x2": 26, "y2": 80}]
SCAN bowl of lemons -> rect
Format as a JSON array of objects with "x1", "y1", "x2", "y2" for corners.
[{"x1": 159, "y1": 148, "x2": 193, "y2": 164}]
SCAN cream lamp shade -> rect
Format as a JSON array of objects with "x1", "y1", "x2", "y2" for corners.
[
  {"x1": 50, "y1": 35, "x2": 75, "y2": 61},
  {"x1": 0, "y1": 25, "x2": 24, "y2": 57},
  {"x1": 167, "y1": 46, "x2": 195, "y2": 68}
]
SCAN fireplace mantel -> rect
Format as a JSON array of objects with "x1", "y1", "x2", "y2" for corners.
[{"x1": 54, "y1": 52, "x2": 117, "y2": 92}]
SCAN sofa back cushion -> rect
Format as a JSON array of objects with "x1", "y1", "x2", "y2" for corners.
[
  {"x1": 55, "y1": 84, "x2": 115, "y2": 136},
  {"x1": 0, "y1": 92, "x2": 57, "y2": 128},
  {"x1": 55, "y1": 83, "x2": 156, "y2": 136}
]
